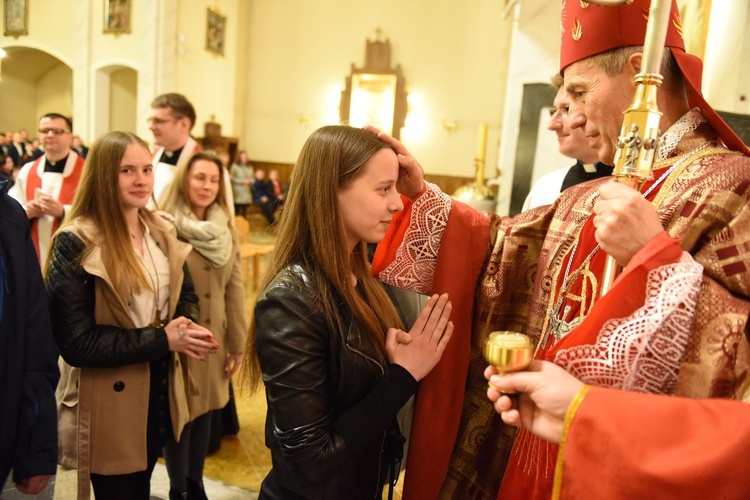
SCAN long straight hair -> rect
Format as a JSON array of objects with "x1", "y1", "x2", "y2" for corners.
[
  {"x1": 242, "y1": 126, "x2": 404, "y2": 391},
  {"x1": 46, "y1": 131, "x2": 157, "y2": 294},
  {"x1": 159, "y1": 151, "x2": 231, "y2": 219}
]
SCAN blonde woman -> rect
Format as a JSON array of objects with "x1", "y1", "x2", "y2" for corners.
[
  {"x1": 160, "y1": 151, "x2": 247, "y2": 499},
  {"x1": 45, "y1": 132, "x2": 218, "y2": 500}
]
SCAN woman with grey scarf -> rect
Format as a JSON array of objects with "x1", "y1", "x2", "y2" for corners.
[{"x1": 159, "y1": 152, "x2": 248, "y2": 499}]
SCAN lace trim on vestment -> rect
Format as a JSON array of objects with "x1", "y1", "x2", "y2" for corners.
[
  {"x1": 655, "y1": 108, "x2": 706, "y2": 161},
  {"x1": 554, "y1": 252, "x2": 703, "y2": 395},
  {"x1": 379, "y1": 183, "x2": 451, "y2": 294}
]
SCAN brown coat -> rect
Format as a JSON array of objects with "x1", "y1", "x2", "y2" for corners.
[
  {"x1": 183, "y1": 232, "x2": 247, "y2": 418},
  {"x1": 53, "y1": 216, "x2": 193, "y2": 499}
]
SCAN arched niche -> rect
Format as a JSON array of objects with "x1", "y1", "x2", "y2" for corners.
[
  {"x1": 94, "y1": 64, "x2": 138, "y2": 139},
  {"x1": 0, "y1": 46, "x2": 72, "y2": 135},
  {"x1": 340, "y1": 35, "x2": 408, "y2": 140}
]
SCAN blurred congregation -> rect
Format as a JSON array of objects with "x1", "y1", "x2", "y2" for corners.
[{"x1": 2, "y1": 1, "x2": 750, "y2": 500}]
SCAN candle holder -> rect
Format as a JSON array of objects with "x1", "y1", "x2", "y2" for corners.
[
  {"x1": 483, "y1": 331, "x2": 533, "y2": 393},
  {"x1": 453, "y1": 123, "x2": 496, "y2": 210}
]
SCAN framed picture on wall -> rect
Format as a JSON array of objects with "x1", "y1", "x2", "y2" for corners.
[
  {"x1": 3, "y1": 0, "x2": 28, "y2": 38},
  {"x1": 104, "y1": 0, "x2": 131, "y2": 34},
  {"x1": 206, "y1": 8, "x2": 226, "y2": 56}
]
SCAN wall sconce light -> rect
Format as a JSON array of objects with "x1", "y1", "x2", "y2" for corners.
[{"x1": 441, "y1": 119, "x2": 458, "y2": 133}]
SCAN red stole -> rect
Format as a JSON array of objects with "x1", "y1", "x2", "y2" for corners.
[
  {"x1": 373, "y1": 197, "x2": 490, "y2": 500},
  {"x1": 26, "y1": 155, "x2": 85, "y2": 258}
]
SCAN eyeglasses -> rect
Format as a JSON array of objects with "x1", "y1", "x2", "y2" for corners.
[
  {"x1": 38, "y1": 128, "x2": 71, "y2": 136},
  {"x1": 146, "y1": 117, "x2": 180, "y2": 126}
]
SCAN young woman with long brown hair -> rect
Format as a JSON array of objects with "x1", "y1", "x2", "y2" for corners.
[
  {"x1": 45, "y1": 131, "x2": 218, "y2": 500},
  {"x1": 243, "y1": 125, "x2": 454, "y2": 499}
]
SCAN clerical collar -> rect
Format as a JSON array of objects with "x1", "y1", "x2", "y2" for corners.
[
  {"x1": 582, "y1": 163, "x2": 597, "y2": 173},
  {"x1": 45, "y1": 154, "x2": 69, "y2": 174},
  {"x1": 159, "y1": 145, "x2": 185, "y2": 166}
]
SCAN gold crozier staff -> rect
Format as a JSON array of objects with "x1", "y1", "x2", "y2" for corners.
[{"x1": 590, "y1": 0, "x2": 673, "y2": 295}]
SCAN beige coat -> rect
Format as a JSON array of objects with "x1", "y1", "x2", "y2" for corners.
[
  {"x1": 54, "y1": 216, "x2": 193, "y2": 499},
  {"x1": 183, "y1": 232, "x2": 247, "y2": 419}
]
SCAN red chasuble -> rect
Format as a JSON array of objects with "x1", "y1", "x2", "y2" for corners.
[
  {"x1": 498, "y1": 231, "x2": 686, "y2": 500},
  {"x1": 556, "y1": 387, "x2": 750, "y2": 499}
]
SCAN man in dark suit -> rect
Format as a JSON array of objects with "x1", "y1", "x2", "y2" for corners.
[
  {"x1": 3, "y1": 134, "x2": 22, "y2": 167},
  {"x1": 11, "y1": 133, "x2": 27, "y2": 166},
  {"x1": 71, "y1": 135, "x2": 89, "y2": 159},
  {"x1": 252, "y1": 169, "x2": 277, "y2": 224},
  {"x1": 0, "y1": 135, "x2": 10, "y2": 157}
]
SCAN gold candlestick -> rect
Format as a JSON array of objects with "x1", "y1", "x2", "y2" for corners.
[
  {"x1": 453, "y1": 122, "x2": 496, "y2": 205},
  {"x1": 483, "y1": 331, "x2": 533, "y2": 393},
  {"x1": 476, "y1": 122, "x2": 488, "y2": 185}
]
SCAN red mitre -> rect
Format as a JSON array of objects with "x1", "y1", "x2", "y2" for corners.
[{"x1": 559, "y1": 0, "x2": 749, "y2": 155}]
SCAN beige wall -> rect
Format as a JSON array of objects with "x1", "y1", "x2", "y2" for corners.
[
  {"x1": 703, "y1": 0, "x2": 750, "y2": 114},
  {"x1": 0, "y1": 46, "x2": 73, "y2": 133},
  {"x1": 35, "y1": 64, "x2": 73, "y2": 122},
  {"x1": 175, "y1": 0, "x2": 241, "y2": 139},
  {"x1": 242, "y1": 0, "x2": 512, "y2": 178},
  {"x1": 110, "y1": 68, "x2": 138, "y2": 135},
  {"x1": 495, "y1": 0, "x2": 563, "y2": 215},
  {"x1": 0, "y1": 74, "x2": 37, "y2": 133},
  {"x1": 0, "y1": 0, "x2": 244, "y2": 148}
]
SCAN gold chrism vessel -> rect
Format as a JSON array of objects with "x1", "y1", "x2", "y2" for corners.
[{"x1": 483, "y1": 331, "x2": 533, "y2": 392}]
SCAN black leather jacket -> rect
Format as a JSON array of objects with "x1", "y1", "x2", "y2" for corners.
[
  {"x1": 255, "y1": 264, "x2": 417, "y2": 500},
  {"x1": 46, "y1": 231, "x2": 199, "y2": 368}
]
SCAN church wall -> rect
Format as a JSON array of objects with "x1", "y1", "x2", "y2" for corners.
[
  {"x1": 175, "y1": 0, "x2": 241, "y2": 139},
  {"x1": 241, "y1": 0, "x2": 512, "y2": 180},
  {"x1": 703, "y1": 0, "x2": 750, "y2": 115},
  {"x1": 0, "y1": 0, "x2": 244, "y2": 149},
  {"x1": 0, "y1": 74, "x2": 36, "y2": 133},
  {"x1": 109, "y1": 68, "x2": 138, "y2": 135},
  {"x1": 35, "y1": 64, "x2": 73, "y2": 124},
  {"x1": 495, "y1": 0, "x2": 563, "y2": 215},
  {"x1": 22, "y1": 0, "x2": 77, "y2": 58},
  {"x1": 1, "y1": 0, "x2": 142, "y2": 142},
  {"x1": 88, "y1": 1, "x2": 141, "y2": 64}
]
